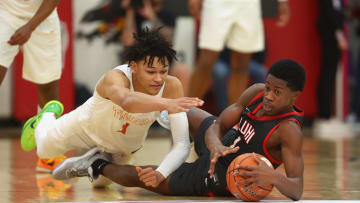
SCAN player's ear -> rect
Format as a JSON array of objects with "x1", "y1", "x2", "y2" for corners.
[{"x1": 292, "y1": 90, "x2": 301, "y2": 101}]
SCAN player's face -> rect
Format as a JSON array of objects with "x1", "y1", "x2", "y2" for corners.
[
  {"x1": 131, "y1": 57, "x2": 169, "y2": 95},
  {"x1": 262, "y1": 74, "x2": 300, "y2": 115}
]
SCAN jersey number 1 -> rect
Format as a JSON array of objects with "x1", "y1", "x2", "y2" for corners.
[{"x1": 118, "y1": 123, "x2": 130, "y2": 135}]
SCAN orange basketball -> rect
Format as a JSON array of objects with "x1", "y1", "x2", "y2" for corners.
[{"x1": 226, "y1": 153, "x2": 274, "y2": 201}]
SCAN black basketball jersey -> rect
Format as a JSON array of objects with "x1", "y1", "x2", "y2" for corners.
[{"x1": 212, "y1": 92, "x2": 304, "y2": 195}]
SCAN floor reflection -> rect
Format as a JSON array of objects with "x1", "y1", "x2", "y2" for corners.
[{"x1": 1, "y1": 129, "x2": 360, "y2": 202}]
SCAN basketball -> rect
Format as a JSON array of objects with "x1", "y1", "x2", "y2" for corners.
[{"x1": 226, "y1": 153, "x2": 274, "y2": 201}]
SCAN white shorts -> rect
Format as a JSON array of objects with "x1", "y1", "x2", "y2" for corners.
[
  {"x1": 0, "y1": 9, "x2": 62, "y2": 84},
  {"x1": 199, "y1": 0, "x2": 264, "y2": 53}
]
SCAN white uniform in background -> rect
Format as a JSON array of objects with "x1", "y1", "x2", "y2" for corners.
[{"x1": 0, "y1": 0, "x2": 61, "y2": 83}]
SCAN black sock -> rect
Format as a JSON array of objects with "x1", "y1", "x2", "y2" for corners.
[{"x1": 91, "y1": 159, "x2": 111, "y2": 176}]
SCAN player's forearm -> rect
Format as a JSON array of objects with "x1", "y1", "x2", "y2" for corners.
[
  {"x1": 27, "y1": 0, "x2": 60, "y2": 31},
  {"x1": 273, "y1": 172, "x2": 303, "y2": 201},
  {"x1": 116, "y1": 91, "x2": 167, "y2": 113},
  {"x1": 121, "y1": 9, "x2": 136, "y2": 46},
  {"x1": 205, "y1": 122, "x2": 224, "y2": 148},
  {"x1": 149, "y1": 18, "x2": 174, "y2": 42}
]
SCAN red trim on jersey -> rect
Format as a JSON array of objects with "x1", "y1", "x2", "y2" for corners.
[
  {"x1": 247, "y1": 92, "x2": 264, "y2": 106},
  {"x1": 263, "y1": 118, "x2": 302, "y2": 165},
  {"x1": 252, "y1": 103, "x2": 263, "y2": 114},
  {"x1": 263, "y1": 124, "x2": 283, "y2": 165}
]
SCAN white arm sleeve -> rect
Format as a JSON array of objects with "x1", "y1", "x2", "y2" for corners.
[{"x1": 156, "y1": 112, "x2": 190, "y2": 178}]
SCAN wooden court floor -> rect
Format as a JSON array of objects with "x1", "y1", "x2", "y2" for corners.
[{"x1": 0, "y1": 126, "x2": 359, "y2": 203}]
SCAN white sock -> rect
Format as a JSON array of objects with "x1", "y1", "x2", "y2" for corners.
[{"x1": 35, "y1": 112, "x2": 56, "y2": 152}]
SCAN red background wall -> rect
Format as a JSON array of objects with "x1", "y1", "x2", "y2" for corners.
[{"x1": 263, "y1": 0, "x2": 321, "y2": 117}]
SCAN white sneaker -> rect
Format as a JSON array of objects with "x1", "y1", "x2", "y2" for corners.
[
  {"x1": 313, "y1": 118, "x2": 354, "y2": 140},
  {"x1": 52, "y1": 148, "x2": 111, "y2": 180},
  {"x1": 157, "y1": 110, "x2": 170, "y2": 130}
]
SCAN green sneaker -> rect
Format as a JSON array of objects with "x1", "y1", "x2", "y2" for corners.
[{"x1": 21, "y1": 100, "x2": 64, "y2": 151}]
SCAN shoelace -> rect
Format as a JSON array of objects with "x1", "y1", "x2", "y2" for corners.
[{"x1": 65, "y1": 168, "x2": 88, "y2": 178}]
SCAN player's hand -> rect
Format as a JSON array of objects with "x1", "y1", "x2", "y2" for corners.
[
  {"x1": 136, "y1": 166, "x2": 165, "y2": 187},
  {"x1": 234, "y1": 154, "x2": 276, "y2": 189},
  {"x1": 208, "y1": 144, "x2": 239, "y2": 178},
  {"x1": 277, "y1": 2, "x2": 290, "y2": 27},
  {"x1": 138, "y1": 0, "x2": 156, "y2": 20},
  {"x1": 188, "y1": 0, "x2": 202, "y2": 21},
  {"x1": 8, "y1": 24, "x2": 33, "y2": 46},
  {"x1": 165, "y1": 97, "x2": 204, "y2": 114},
  {"x1": 121, "y1": 0, "x2": 131, "y2": 9}
]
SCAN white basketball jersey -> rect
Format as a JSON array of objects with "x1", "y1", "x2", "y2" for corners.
[{"x1": 79, "y1": 64, "x2": 164, "y2": 154}]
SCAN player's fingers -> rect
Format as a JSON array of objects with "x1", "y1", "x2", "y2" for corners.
[
  {"x1": 223, "y1": 146, "x2": 239, "y2": 156},
  {"x1": 208, "y1": 158, "x2": 218, "y2": 177},
  {"x1": 236, "y1": 171, "x2": 255, "y2": 177},
  {"x1": 139, "y1": 170, "x2": 156, "y2": 180},
  {"x1": 245, "y1": 182, "x2": 257, "y2": 190},
  {"x1": 137, "y1": 167, "x2": 153, "y2": 177},
  {"x1": 236, "y1": 177, "x2": 254, "y2": 186},
  {"x1": 235, "y1": 165, "x2": 255, "y2": 171},
  {"x1": 8, "y1": 35, "x2": 18, "y2": 45},
  {"x1": 135, "y1": 166, "x2": 142, "y2": 174},
  {"x1": 142, "y1": 175, "x2": 156, "y2": 183}
]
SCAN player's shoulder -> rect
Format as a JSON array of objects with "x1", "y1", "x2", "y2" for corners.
[
  {"x1": 162, "y1": 75, "x2": 183, "y2": 98},
  {"x1": 277, "y1": 119, "x2": 303, "y2": 142},
  {"x1": 164, "y1": 75, "x2": 183, "y2": 91},
  {"x1": 100, "y1": 69, "x2": 130, "y2": 88}
]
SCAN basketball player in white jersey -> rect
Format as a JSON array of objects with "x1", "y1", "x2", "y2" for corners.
[{"x1": 21, "y1": 28, "x2": 204, "y2": 187}]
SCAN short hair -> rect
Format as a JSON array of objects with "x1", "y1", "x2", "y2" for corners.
[
  {"x1": 267, "y1": 59, "x2": 306, "y2": 91},
  {"x1": 123, "y1": 27, "x2": 177, "y2": 67}
]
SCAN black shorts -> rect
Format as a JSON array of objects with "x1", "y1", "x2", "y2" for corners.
[{"x1": 169, "y1": 116, "x2": 231, "y2": 196}]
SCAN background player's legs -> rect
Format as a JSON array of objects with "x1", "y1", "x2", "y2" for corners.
[
  {"x1": 188, "y1": 49, "x2": 220, "y2": 99},
  {"x1": 228, "y1": 51, "x2": 251, "y2": 104},
  {"x1": 37, "y1": 80, "x2": 59, "y2": 108},
  {"x1": 0, "y1": 65, "x2": 7, "y2": 86}
]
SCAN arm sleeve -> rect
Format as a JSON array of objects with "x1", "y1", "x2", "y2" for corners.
[{"x1": 155, "y1": 112, "x2": 190, "y2": 178}]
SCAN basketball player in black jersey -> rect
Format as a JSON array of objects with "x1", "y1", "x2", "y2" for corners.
[{"x1": 54, "y1": 59, "x2": 306, "y2": 200}]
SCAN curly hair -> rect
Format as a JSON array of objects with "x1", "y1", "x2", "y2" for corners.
[
  {"x1": 123, "y1": 27, "x2": 177, "y2": 67},
  {"x1": 267, "y1": 59, "x2": 306, "y2": 91}
]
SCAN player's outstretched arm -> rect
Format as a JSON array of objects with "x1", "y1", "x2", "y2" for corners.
[
  {"x1": 206, "y1": 84, "x2": 265, "y2": 177},
  {"x1": 154, "y1": 76, "x2": 192, "y2": 181},
  {"x1": 272, "y1": 121, "x2": 304, "y2": 200},
  {"x1": 97, "y1": 70, "x2": 203, "y2": 113}
]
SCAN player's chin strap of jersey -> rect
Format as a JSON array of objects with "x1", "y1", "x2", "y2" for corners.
[{"x1": 156, "y1": 112, "x2": 190, "y2": 178}]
